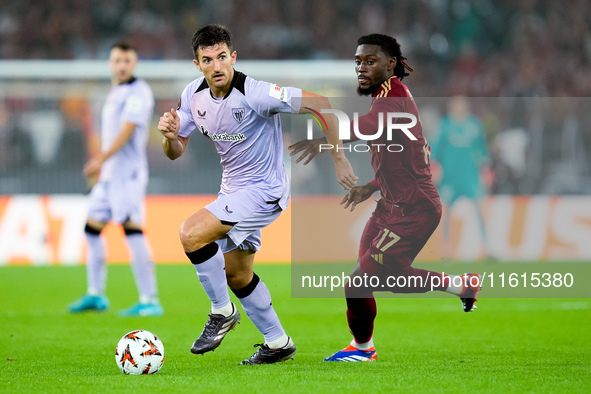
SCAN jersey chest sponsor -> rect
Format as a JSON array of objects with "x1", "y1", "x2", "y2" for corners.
[
  {"x1": 207, "y1": 131, "x2": 247, "y2": 142},
  {"x1": 194, "y1": 103, "x2": 249, "y2": 142},
  {"x1": 198, "y1": 123, "x2": 247, "y2": 143}
]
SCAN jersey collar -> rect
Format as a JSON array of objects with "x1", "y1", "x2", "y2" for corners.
[
  {"x1": 119, "y1": 76, "x2": 137, "y2": 85},
  {"x1": 372, "y1": 75, "x2": 398, "y2": 97},
  {"x1": 196, "y1": 69, "x2": 247, "y2": 100}
]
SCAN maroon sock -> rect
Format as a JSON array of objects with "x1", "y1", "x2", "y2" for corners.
[{"x1": 345, "y1": 281, "x2": 377, "y2": 344}]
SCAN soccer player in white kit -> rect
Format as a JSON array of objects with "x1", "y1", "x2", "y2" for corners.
[
  {"x1": 68, "y1": 41, "x2": 163, "y2": 317},
  {"x1": 158, "y1": 25, "x2": 358, "y2": 364}
]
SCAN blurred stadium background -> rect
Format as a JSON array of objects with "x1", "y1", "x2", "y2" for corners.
[{"x1": 1, "y1": 0, "x2": 591, "y2": 264}]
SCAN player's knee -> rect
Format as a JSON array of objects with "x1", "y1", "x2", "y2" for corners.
[
  {"x1": 179, "y1": 222, "x2": 207, "y2": 251},
  {"x1": 226, "y1": 269, "x2": 253, "y2": 290},
  {"x1": 345, "y1": 263, "x2": 374, "y2": 297}
]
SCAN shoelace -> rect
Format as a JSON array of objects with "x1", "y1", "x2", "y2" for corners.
[
  {"x1": 201, "y1": 314, "x2": 224, "y2": 337},
  {"x1": 251, "y1": 343, "x2": 274, "y2": 356},
  {"x1": 243, "y1": 343, "x2": 292, "y2": 364}
]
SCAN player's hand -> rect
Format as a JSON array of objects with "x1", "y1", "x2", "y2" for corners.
[
  {"x1": 340, "y1": 182, "x2": 376, "y2": 212},
  {"x1": 158, "y1": 108, "x2": 181, "y2": 140},
  {"x1": 83, "y1": 155, "x2": 103, "y2": 178},
  {"x1": 86, "y1": 172, "x2": 99, "y2": 189},
  {"x1": 333, "y1": 155, "x2": 359, "y2": 190},
  {"x1": 481, "y1": 166, "x2": 495, "y2": 190},
  {"x1": 430, "y1": 160, "x2": 442, "y2": 185},
  {"x1": 288, "y1": 137, "x2": 327, "y2": 165}
]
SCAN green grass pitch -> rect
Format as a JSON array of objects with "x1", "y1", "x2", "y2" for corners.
[{"x1": 2, "y1": 264, "x2": 590, "y2": 393}]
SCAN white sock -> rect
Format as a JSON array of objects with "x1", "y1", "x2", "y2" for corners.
[
  {"x1": 87, "y1": 288, "x2": 100, "y2": 296},
  {"x1": 266, "y1": 334, "x2": 290, "y2": 349},
  {"x1": 352, "y1": 337, "x2": 374, "y2": 350},
  {"x1": 211, "y1": 302, "x2": 234, "y2": 317},
  {"x1": 139, "y1": 295, "x2": 159, "y2": 304},
  {"x1": 446, "y1": 274, "x2": 465, "y2": 296}
]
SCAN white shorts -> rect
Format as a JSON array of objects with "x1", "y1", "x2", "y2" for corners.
[
  {"x1": 87, "y1": 174, "x2": 147, "y2": 225},
  {"x1": 205, "y1": 188, "x2": 284, "y2": 253}
]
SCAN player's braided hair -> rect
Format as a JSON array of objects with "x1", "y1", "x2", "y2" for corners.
[
  {"x1": 192, "y1": 24, "x2": 233, "y2": 59},
  {"x1": 357, "y1": 34, "x2": 413, "y2": 80}
]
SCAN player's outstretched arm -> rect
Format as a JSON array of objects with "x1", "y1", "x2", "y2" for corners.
[
  {"x1": 299, "y1": 91, "x2": 358, "y2": 190},
  {"x1": 340, "y1": 181, "x2": 378, "y2": 212},
  {"x1": 159, "y1": 108, "x2": 189, "y2": 160}
]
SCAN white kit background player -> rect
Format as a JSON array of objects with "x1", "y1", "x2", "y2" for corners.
[
  {"x1": 158, "y1": 24, "x2": 358, "y2": 364},
  {"x1": 69, "y1": 41, "x2": 162, "y2": 317}
]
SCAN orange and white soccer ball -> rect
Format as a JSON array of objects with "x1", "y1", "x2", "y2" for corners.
[{"x1": 115, "y1": 330, "x2": 165, "y2": 375}]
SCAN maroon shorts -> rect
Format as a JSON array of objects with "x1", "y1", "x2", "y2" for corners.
[{"x1": 358, "y1": 200, "x2": 441, "y2": 278}]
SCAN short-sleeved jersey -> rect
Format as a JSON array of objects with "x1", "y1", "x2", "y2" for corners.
[
  {"x1": 100, "y1": 77, "x2": 154, "y2": 181},
  {"x1": 177, "y1": 70, "x2": 302, "y2": 209},
  {"x1": 354, "y1": 76, "x2": 441, "y2": 212}
]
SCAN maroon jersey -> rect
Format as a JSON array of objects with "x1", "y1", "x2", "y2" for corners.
[{"x1": 354, "y1": 76, "x2": 441, "y2": 212}]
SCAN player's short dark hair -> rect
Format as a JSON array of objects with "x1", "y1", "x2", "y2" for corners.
[
  {"x1": 357, "y1": 34, "x2": 413, "y2": 80},
  {"x1": 191, "y1": 24, "x2": 233, "y2": 59},
  {"x1": 111, "y1": 40, "x2": 136, "y2": 52}
]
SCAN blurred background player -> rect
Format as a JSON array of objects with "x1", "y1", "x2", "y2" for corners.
[
  {"x1": 158, "y1": 24, "x2": 356, "y2": 365},
  {"x1": 430, "y1": 96, "x2": 494, "y2": 260},
  {"x1": 291, "y1": 34, "x2": 482, "y2": 362},
  {"x1": 68, "y1": 41, "x2": 162, "y2": 317}
]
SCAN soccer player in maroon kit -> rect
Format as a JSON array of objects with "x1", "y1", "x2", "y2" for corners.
[{"x1": 290, "y1": 34, "x2": 482, "y2": 362}]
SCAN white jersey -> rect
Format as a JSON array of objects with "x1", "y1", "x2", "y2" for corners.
[
  {"x1": 177, "y1": 71, "x2": 302, "y2": 209},
  {"x1": 100, "y1": 77, "x2": 154, "y2": 181}
]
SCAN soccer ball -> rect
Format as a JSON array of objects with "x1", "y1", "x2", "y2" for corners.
[{"x1": 115, "y1": 330, "x2": 165, "y2": 375}]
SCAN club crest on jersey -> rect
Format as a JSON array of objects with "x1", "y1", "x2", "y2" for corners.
[{"x1": 232, "y1": 108, "x2": 245, "y2": 124}]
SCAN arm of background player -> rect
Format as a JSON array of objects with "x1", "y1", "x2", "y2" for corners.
[
  {"x1": 475, "y1": 119, "x2": 494, "y2": 189},
  {"x1": 159, "y1": 108, "x2": 190, "y2": 160},
  {"x1": 428, "y1": 121, "x2": 445, "y2": 184},
  {"x1": 299, "y1": 91, "x2": 358, "y2": 189},
  {"x1": 83, "y1": 121, "x2": 136, "y2": 178}
]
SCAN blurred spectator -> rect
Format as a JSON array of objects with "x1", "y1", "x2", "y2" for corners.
[{"x1": 1, "y1": 0, "x2": 590, "y2": 96}]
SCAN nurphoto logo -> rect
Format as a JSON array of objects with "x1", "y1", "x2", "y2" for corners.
[{"x1": 304, "y1": 108, "x2": 418, "y2": 153}]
